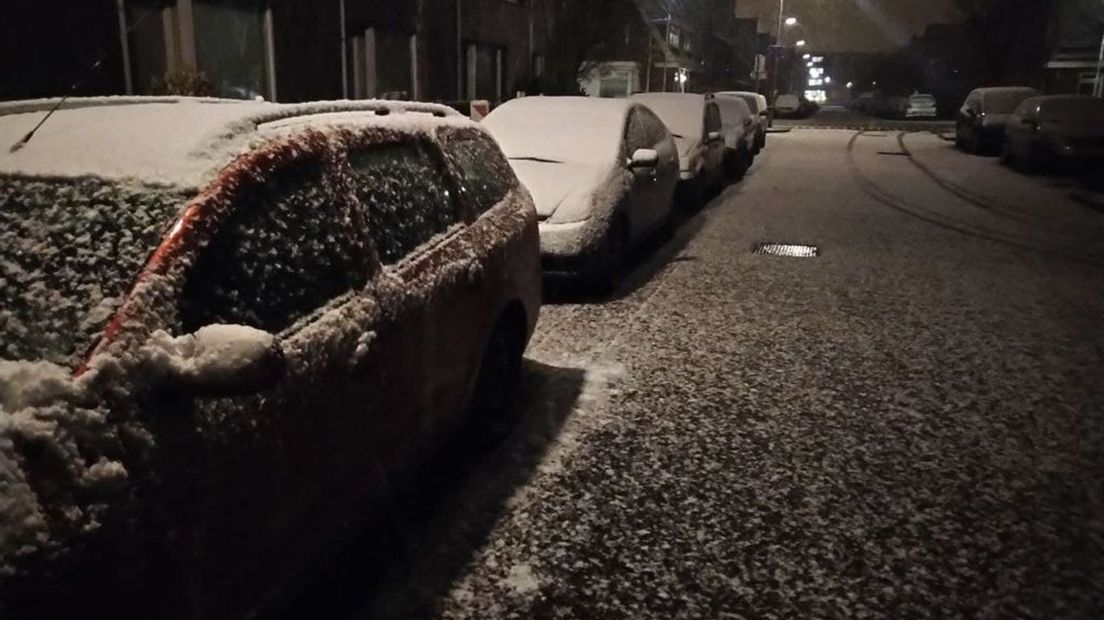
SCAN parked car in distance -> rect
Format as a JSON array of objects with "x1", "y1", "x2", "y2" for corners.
[
  {"x1": 774, "y1": 93, "x2": 801, "y2": 118},
  {"x1": 712, "y1": 94, "x2": 756, "y2": 178},
  {"x1": 956, "y1": 86, "x2": 1039, "y2": 154},
  {"x1": 0, "y1": 96, "x2": 541, "y2": 619},
  {"x1": 904, "y1": 93, "x2": 938, "y2": 119},
  {"x1": 483, "y1": 96, "x2": 679, "y2": 288},
  {"x1": 1002, "y1": 95, "x2": 1104, "y2": 173},
  {"x1": 630, "y1": 92, "x2": 726, "y2": 208},
  {"x1": 716, "y1": 91, "x2": 769, "y2": 150}
]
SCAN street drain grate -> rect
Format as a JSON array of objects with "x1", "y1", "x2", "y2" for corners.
[
  {"x1": 752, "y1": 243, "x2": 820, "y2": 257},
  {"x1": 877, "y1": 151, "x2": 909, "y2": 156}
]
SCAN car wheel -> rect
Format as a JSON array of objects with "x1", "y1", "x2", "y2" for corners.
[
  {"x1": 468, "y1": 311, "x2": 525, "y2": 443},
  {"x1": 590, "y1": 214, "x2": 630, "y2": 293}
]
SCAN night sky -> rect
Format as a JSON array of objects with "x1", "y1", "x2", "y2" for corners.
[{"x1": 734, "y1": 0, "x2": 966, "y2": 53}]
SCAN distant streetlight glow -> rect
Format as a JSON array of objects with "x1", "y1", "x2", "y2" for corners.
[
  {"x1": 825, "y1": 76, "x2": 831, "y2": 84},
  {"x1": 803, "y1": 53, "x2": 811, "y2": 60},
  {"x1": 847, "y1": 81, "x2": 854, "y2": 88},
  {"x1": 795, "y1": 40, "x2": 806, "y2": 47},
  {"x1": 784, "y1": 17, "x2": 798, "y2": 26}
]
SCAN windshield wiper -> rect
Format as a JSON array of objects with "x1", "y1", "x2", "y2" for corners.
[{"x1": 508, "y1": 156, "x2": 564, "y2": 164}]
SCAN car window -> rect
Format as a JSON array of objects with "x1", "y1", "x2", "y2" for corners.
[
  {"x1": 181, "y1": 159, "x2": 368, "y2": 334},
  {"x1": 704, "y1": 103, "x2": 721, "y2": 135},
  {"x1": 348, "y1": 142, "x2": 459, "y2": 265},
  {"x1": 439, "y1": 128, "x2": 514, "y2": 215},
  {"x1": 624, "y1": 107, "x2": 668, "y2": 156}
]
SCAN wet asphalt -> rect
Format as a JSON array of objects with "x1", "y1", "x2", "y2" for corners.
[{"x1": 315, "y1": 119, "x2": 1104, "y2": 619}]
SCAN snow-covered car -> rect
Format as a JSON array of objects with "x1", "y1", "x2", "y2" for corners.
[
  {"x1": 630, "y1": 92, "x2": 725, "y2": 207},
  {"x1": 1003, "y1": 95, "x2": 1104, "y2": 173},
  {"x1": 712, "y1": 94, "x2": 756, "y2": 178},
  {"x1": 773, "y1": 94, "x2": 801, "y2": 118},
  {"x1": 905, "y1": 93, "x2": 938, "y2": 119},
  {"x1": 483, "y1": 96, "x2": 679, "y2": 288},
  {"x1": 0, "y1": 97, "x2": 541, "y2": 618},
  {"x1": 716, "y1": 91, "x2": 769, "y2": 151},
  {"x1": 956, "y1": 86, "x2": 1039, "y2": 154}
]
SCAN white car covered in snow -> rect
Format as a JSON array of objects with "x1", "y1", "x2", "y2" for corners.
[
  {"x1": 483, "y1": 96, "x2": 679, "y2": 288},
  {"x1": 630, "y1": 92, "x2": 726, "y2": 207},
  {"x1": 0, "y1": 97, "x2": 540, "y2": 618}
]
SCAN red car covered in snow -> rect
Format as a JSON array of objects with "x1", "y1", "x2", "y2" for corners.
[{"x1": 0, "y1": 97, "x2": 540, "y2": 618}]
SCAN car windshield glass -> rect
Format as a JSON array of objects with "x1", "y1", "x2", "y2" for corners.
[
  {"x1": 0, "y1": 176, "x2": 186, "y2": 366},
  {"x1": 986, "y1": 90, "x2": 1036, "y2": 114},
  {"x1": 483, "y1": 99, "x2": 623, "y2": 166},
  {"x1": 631, "y1": 96, "x2": 703, "y2": 140}
]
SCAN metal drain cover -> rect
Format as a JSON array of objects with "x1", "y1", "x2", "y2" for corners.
[{"x1": 752, "y1": 243, "x2": 820, "y2": 257}]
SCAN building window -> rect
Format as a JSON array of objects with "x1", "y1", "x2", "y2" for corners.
[
  {"x1": 466, "y1": 43, "x2": 504, "y2": 101},
  {"x1": 349, "y1": 27, "x2": 415, "y2": 100},
  {"x1": 193, "y1": 0, "x2": 269, "y2": 99},
  {"x1": 599, "y1": 76, "x2": 631, "y2": 98}
]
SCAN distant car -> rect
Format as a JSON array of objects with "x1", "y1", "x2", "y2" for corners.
[
  {"x1": 717, "y1": 91, "x2": 769, "y2": 150},
  {"x1": 712, "y1": 95, "x2": 757, "y2": 178},
  {"x1": 630, "y1": 92, "x2": 726, "y2": 207},
  {"x1": 956, "y1": 86, "x2": 1039, "y2": 154},
  {"x1": 1002, "y1": 95, "x2": 1104, "y2": 173},
  {"x1": 774, "y1": 94, "x2": 801, "y2": 118},
  {"x1": 0, "y1": 97, "x2": 541, "y2": 619},
  {"x1": 483, "y1": 96, "x2": 679, "y2": 288},
  {"x1": 905, "y1": 93, "x2": 938, "y2": 119}
]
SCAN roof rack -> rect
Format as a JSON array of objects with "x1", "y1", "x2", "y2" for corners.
[{"x1": 0, "y1": 96, "x2": 244, "y2": 117}]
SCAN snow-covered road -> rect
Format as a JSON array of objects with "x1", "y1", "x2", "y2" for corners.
[{"x1": 290, "y1": 129, "x2": 1104, "y2": 620}]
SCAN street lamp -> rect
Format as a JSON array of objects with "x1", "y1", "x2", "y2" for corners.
[
  {"x1": 785, "y1": 16, "x2": 798, "y2": 26},
  {"x1": 795, "y1": 40, "x2": 806, "y2": 47}
]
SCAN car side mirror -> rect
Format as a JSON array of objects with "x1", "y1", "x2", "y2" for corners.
[
  {"x1": 627, "y1": 148, "x2": 659, "y2": 169},
  {"x1": 142, "y1": 324, "x2": 285, "y2": 398},
  {"x1": 707, "y1": 131, "x2": 723, "y2": 143}
]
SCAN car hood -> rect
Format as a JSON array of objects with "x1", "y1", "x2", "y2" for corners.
[{"x1": 508, "y1": 160, "x2": 610, "y2": 218}]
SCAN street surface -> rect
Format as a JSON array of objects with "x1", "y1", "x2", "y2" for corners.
[
  {"x1": 290, "y1": 111, "x2": 1104, "y2": 619},
  {"x1": 774, "y1": 105, "x2": 953, "y2": 134}
]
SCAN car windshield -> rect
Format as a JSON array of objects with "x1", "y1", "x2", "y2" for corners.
[
  {"x1": 0, "y1": 176, "x2": 186, "y2": 366},
  {"x1": 483, "y1": 98, "x2": 624, "y2": 166},
  {"x1": 985, "y1": 89, "x2": 1037, "y2": 114},
  {"x1": 631, "y1": 95, "x2": 703, "y2": 139}
]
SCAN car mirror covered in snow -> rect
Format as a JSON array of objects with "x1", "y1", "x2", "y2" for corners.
[
  {"x1": 627, "y1": 148, "x2": 659, "y2": 169},
  {"x1": 141, "y1": 324, "x2": 284, "y2": 398}
]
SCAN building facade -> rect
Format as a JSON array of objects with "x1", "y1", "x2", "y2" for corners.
[
  {"x1": 1044, "y1": 0, "x2": 1104, "y2": 95},
  {"x1": 1, "y1": 0, "x2": 555, "y2": 105}
]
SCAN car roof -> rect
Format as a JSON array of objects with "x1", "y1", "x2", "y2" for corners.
[
  {"x1": 0, "y1": 96, "x2": 465, "y2": 189},
  {"x1": 977, "y1": 86, "x2": 1037, "y2": 96},
  {"x1": 631, "y1": 92, "x2": 707, "y2": 106}
]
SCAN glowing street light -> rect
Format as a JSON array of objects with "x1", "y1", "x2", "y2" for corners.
[
  {"x1": 825, "y1": 76, "x2": 831, "y2": 84},
  {"x1": 784, "y1": 17, "x2": 798, "y2": 26},
  {"x1": 795, "y1": 40, "x2": 806, "y2": 47},
  {"x1": 803, "y1": 53, "x2": 811, "y2": 60},
  {"x1": 846, "y1": 81, "x2": 854, "y2": 88}
]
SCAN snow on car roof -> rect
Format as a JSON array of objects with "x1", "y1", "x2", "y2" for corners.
[
  {"x1": 482, "y1": 96, "x2": 630, "y2": 166},
  {"x1": 715, "y1": 91, "x2": 765, "y2": 113},
  {"x1": 0, "y1": 97, "x2": 462, "y2": 189},
  {"x1": 630, "y1": 93, "x2": 707, "y2": 139}
]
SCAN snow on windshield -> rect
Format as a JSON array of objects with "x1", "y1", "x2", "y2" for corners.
[
  {"x1": 482, "y1": 97, "x2": 625, "y2": 166},
  {"x1": 0, "y1": 176, "x2": 187, "y2": 367},
  {"x1": 631, "y1": 94, "x2": 704, "y2": 139}
]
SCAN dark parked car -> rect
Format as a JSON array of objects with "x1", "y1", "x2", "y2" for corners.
[
  {"x1": 0, "y1": 97, "x2": 541, "y2": 619},
  {"x1": 1002, "y1": 95, "x2": 1104, "y2": 173},
  {"x1": 630, "y1": 92, "x2": 726, "y2": 207},
  {"x1": 956, "y1": 86, "x2": 1038, "y2": 154}
]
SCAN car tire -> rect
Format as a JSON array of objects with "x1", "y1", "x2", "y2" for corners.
[
  {"x1": 468, "y1": 311, "x2": 525, "y2": 443},
  {"x1": 590, "y1": 214, "x2": 630, "y2": 294}
]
